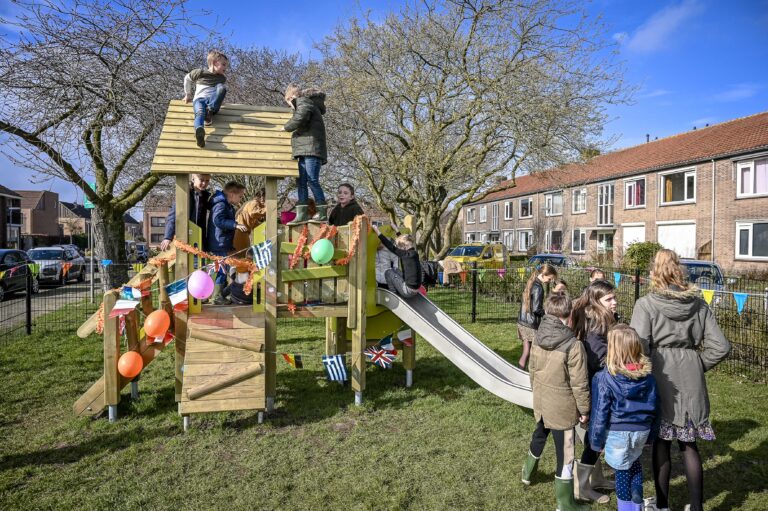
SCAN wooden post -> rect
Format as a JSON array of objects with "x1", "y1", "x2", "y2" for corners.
[
  {"x1": 174, "y1": 174, "x2": 189, "y2": 403},
  {"x1": 102, "y1": 291, "x2": 120, "y2": 421},
  {"x1": 125, "y1": 310, "x2": 140, "y2": 351},
  {"x1": 264, "y1": 176, "x2": 278, "y2": 411},
  {"x1": 350, "y1": 217, "x2": 367, "y2": 404},
  {"x1": 158, "y1": 262, "x2": 174, "y2": 330}
]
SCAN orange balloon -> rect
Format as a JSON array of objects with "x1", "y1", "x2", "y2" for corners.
[
  {"x1": 144, "y1": 310, "x2": 170, "y2": 338},
  {"x1": 118, "y1": 351, "x2": 143, "y2": 378}
]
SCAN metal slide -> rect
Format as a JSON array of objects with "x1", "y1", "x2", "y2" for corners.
[{"x1": 376, "y1": 288, "x2": 533, "y2": 408}]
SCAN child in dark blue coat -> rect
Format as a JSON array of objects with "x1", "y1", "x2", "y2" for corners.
[
  {"x1": 206, "y1": 181, "x2": 247, "y2": 304},
  {"x1": 590, "y1": 324, "x2": 659, "y2": 511}
]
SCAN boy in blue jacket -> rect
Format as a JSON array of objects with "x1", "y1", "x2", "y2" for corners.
[
  {"x1": 206, "y1": 181, "x2": 247, "y2": 304},
  {"x1": 590, "y1": 324, "x2": 659, "y2": 511}
]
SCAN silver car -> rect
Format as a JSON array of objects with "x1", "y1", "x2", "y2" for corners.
[{"x1": 27, "y1": 247, "x2": 86, "y2": 285}]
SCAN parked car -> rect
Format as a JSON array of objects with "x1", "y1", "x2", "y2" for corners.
[
  {"x1": 0, "y1": 249, "x2": 39, "y2": 301},
  {"x1": 54, "y1": 243, "x2": 85, "y2": 256},
  {"x1": 27, "y1": 247, "x2": 86, "y2": 286},
  {"x1": 135, "y1": 242, "x2": 149, "y2": 264},
  {"x1": 526, "y1": 253, "x2": 579, "y2": 268},
  {"x1": 680, "y1": 259, "x2": 728, "y2": 299},
  {"x1": 444, "y1": 243, "x2": 507, "y2": 270}
]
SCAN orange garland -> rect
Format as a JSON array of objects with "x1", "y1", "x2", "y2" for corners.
[
  {"x1": 336, "y1": 215, "x2": 367, "y2": 265},
  {"x1": 290, "y1": 226, "x2": 309, "y2": 269}
]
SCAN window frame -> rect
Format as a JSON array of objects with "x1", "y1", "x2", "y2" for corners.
[
  {"x1": 150, "y1": 216, "x2": 167, "y2": 228},
  {"x1": 519, "y1": 197, "x2": 533, "y2": 219},
  {"x1": 544, "y1": 230, "x2": 563, "y2": 253},
  {"x1": 572, "y1": 188, "x2": 587, "y2": 214},
  {"x1": 736, "y1": 159, "x2": 768, "y2": 198},
  {"x1": 518, "y1": 229, "x2": 533, "y2": 252},
  {"x1": 491, "y1": 203, "x2": 499, "y2": 231},
  {"x1": 571, "y1": 229, "x2": 587, "y2": 254},
  {"x1": 597, "y1": 182, "x2": 615, "y2": 226},
  {"x1": 735, "y1": 221, "x2": 768, "y2": 260},
  {"x1": 504, "y1": 200, "x2": 513, "y2": 220},
  {"x1": 150, "y1": 233, "x2": 164, "y2": 243},
  {"x1": 544, "y1": 191, "x2": 563, "y2": 217},
  {"x1": 659, "y1": 167, "x2": 697, "y2": 205},
  {"x1": 502, "y1": 229, "x2": 515, "y2": 250},
  {"x1": 466, "y1": 207, "x2": 476, "y2": 224},
  {"x1": 479, "y1": 205, "x2": 487, "y2": 223},
  {"x1": 624, "y1": 176, "x2": 647, "y2": 209}
]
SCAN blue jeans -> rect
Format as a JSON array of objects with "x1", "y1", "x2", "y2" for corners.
[
  {"x1": 211, "y1": 250, "x2": 229, "y2": 286},
  {"x1": 193, "y1": 84, "x2": 227, "y2": 129},
  {"x1": 296, "y1": 156, "x2": 326, "y2": 205}
]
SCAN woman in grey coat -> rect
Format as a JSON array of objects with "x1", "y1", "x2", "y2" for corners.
[{"x1": 630, "y1": 249, "x2": 730, "y2": 511}]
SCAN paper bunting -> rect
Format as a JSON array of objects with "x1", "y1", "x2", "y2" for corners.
[
  {"x1": 0, "y1": 271, "x2": 4, "y2": 280},
  {"x1": 108, "y1": 299, "x2": 139, "y2": 318},
  {"x1": 165, "y1": 279, "x2": 188, "y2": 307},
  {"x1": 252, "y1": 240, "x2": 273, "y2": 270},
  {"x1": 378, "y1": 334, "x2": 395, "y2": 351},
  {"x1": 364, "y1": 346, "x2": 397, "y2": 369},
  {"x1": 613, "y1": 272, "x2": 621, "y2": 287},
  {"x1": 733, "y1": 293, "x2": 748, "y2": 314},
  {"x1": 517, "y1": 267, "x2": 526, "y2": 278},
  {"x1": 322, "y1": 354, "x2": 347, "y2": 382},
  {"x1": 101, "y1": 259, "x2": 112, "y2": 266},
  {"x1": 61, "y1": 262, "x2": 73, "y2": 277},
  {"x1": 397, "y1": 328, "x2": 414, "y2": 347},
  {"x1": 282, "y1": 353, "x2": 303, "y2": 369},
  {"x1": 701, "y1": 289, "x2": 714, "y2": 305},
  {"x1": 497, "y1": 268, "x2": 506, "y2": 278},
  {"x1": 121, "y1": 286, "x2": 148, "y2": 301},
  {"x1": 28, "y1": 263, "x2": 39, "y2": 277}
]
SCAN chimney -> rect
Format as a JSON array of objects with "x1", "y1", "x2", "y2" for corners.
[
  {"x1": 693, "y1": 126, "x2": 697, "y2": 130},
  {"x1": 646, "y1": 134, "x2": 650, "y2": 143}
]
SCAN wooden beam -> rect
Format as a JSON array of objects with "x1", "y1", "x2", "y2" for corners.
[
  {"x1": 189, "y1": 328, "x2": 264, "y2": 353},
  {"x1": 264, "y1": 177, "x2": 279, "y2": 405},
  {"x1": 174, "y1": 174, "x2": 189, "y2": 403},
  {"x1": 280, "y1": 265, "x2": 348, "y2": 283},
  {"x1": 187, "y1": 364, "x2": 263, "y2": 400},
  {"x1": 276, "y1": 305, "x2": 349, "y2": 318},
  {"x1": 350, "y1": 218, "x2": 368, "y2": 395}
]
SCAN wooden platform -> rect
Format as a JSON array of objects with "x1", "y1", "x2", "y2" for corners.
[{"x1": 179, "y1": 305, "x2": 266, "y2": 414}]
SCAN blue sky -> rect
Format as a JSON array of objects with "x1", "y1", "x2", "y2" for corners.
[{"x1": 2, "y1": 0, "x2": 767, "y2": 204}]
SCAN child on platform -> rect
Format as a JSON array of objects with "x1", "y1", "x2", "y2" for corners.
[
  {"x1": 184, "y1": 50, "x2": 228, "y2": 148},
  {"x1": 522, "y1": 292, "x2": 590, "y2": 511},
  {"x1": 589, "y1": 325, "x2": 658, "y2": 511},
  {"x1": 371, "y1": 224, "x2": 422, "y2": 298},
  {"x1": 207, "y1": 181, "x2": 247, "y2": 304}
]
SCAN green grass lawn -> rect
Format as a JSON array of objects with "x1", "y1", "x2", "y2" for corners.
[{"x1": 1, "y1": 312, "x2": 766, "y2": 510}]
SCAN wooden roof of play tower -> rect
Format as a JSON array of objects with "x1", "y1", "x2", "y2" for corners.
[{"x1": 150, "y1": 100, "x2": 298, "y2": 177}]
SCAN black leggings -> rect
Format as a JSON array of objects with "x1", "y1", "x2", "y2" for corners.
[
  {"x1": 581, "y1": 433, "x2": 600, "y2": 465},
  {"x1": 529, "y1": 419, "x2": 575, "y2": 478},
  {"x1": 652, "y1": 438, "x2": 704, "y2": 511}
]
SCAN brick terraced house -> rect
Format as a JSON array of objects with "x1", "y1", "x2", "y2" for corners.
[{"x1": 461, "y1": 111, "x2": 768, "y2": 271}]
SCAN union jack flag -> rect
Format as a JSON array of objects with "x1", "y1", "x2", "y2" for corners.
[{"x1": 364, "y1": 346, "x2": 397, "y2": 369}]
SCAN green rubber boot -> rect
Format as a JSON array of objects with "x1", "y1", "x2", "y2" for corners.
[
  {"x1": 521, "y1": 450, "x2": 540, "y2": 485},
  {"x1": 555, "y1": 476, "x2": 591, "y2": 511},
  {"x1": 309, "y1": 204, "x2": 328, "y2": 224},
  {"x1": 212, "y1": 284, "x2": 230, "y2": 305},
  {"x1": 287, "y1": 204, "x2": 309, "y2": 225}
]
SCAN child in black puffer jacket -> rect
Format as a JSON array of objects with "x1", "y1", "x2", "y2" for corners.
[{"x1": 372, "y1": 224, "x2": 421, "y2": 298}]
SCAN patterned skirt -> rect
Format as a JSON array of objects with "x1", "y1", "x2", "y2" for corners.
[{"x1": 658, "y1": 415, "x2": 716, "y2": 442}]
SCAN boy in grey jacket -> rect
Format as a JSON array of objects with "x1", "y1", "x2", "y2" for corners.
[{"x1": 184, "y1": 50, "x2": 228, "y2": 148}]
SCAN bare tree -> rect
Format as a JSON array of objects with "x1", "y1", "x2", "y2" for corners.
[
  {"x1": 0, "y1": 0, "x2": 208, "y2": 287},
  {"x1": 315, "y1": 0, "x2": 629, "y2": 258}
]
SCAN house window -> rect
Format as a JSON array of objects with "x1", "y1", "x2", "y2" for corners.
[
  {"x1": 545, "y1": 192, "x2": 563, "y2": 216},
  {"x1": 572, "y1": 229, "x2": 587, "y2": 253},
  {"x1": 150, "y1": 216, "x2": 166, "y2": 227},
  {"x1": 503, "y1": 230, "x2": 515, "y2": 250},
  {"x1": 465, "y1": 232, "x2": 476, "y2": 242},
  {"x1": 491, "y1": 203, "x2": 499, "y2": 231},
  {"x1": 150, "y1": 233, "x2": 164, "y2": 243},
  {"x1": 737, "y1": 158, "x2": 768, "y2": 197},
  {"x1": 519, "y1": 198, "x2": 533, "y2": 218},
  {"x1": 545, "y1": 230, "x2": 563, "y2": 253},
  {"x1": 597, "y1": 232, "x2": 614, "y2": 254},
  {"x1": 504, "y1": 201, "x2": 513, "y2": 220},
  {"x1": 625, "y1": 178, "x2": 646, "y2": 208},
  {"x1": 518, "y1": 230, "x2": 533, "y2": 252},
  {"x1": 597, "y1": 183, "x2": 614, "y2": 226},
  {"x1": 736, "y1": 222, "x2": 768, "y2": 259},
  {"x1": 660, "y1": 169, "x2": 696, "y2": 204},
  {"x1": 466, "y1": 208, "x2": 476, "y2": 224},
  {"x1": 479, "y1": 205, "x2": 487, "y2": 223},
  {"x1": 572, "y1": 188, "x2": 587, "y2": 214}
]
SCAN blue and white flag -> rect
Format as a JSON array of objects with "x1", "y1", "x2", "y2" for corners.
[
  {"x1": 378, "y1": 334, "x2": 395, "y2": 351},
  {"x1": 108, "y1": 299, "x2": 139, "y2": 318},
  {"x1": 321, "y1": 354, "x2": 348, "y2": 382},
  {"x1": 121, "y1": 286, "x2": 148, "y2": 300},
  {"x1": 165, "y1": 278, "x2": 188, "y2": 307},
  {"x1": 252, "y1": 240, "x2": 273, "y2": 270}
]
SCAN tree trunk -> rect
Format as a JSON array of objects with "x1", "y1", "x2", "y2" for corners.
[{"x1": 92, "y1": 207, "x2": 129, "y2": 291}]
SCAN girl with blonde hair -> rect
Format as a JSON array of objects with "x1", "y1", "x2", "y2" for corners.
[
  {"x1": 630, "y1": 249, "x2": 730, "y2": 511},
  {"x1": 517, "y1": 263, "x2": 558, "y2": 369},
  {"x1": 590, "y1": 324, "x2": 658, "y2": 511}
]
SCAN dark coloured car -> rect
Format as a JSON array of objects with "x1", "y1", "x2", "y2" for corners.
[
  {"x1": 28, "y1": 247, "x2": 86, "y2": 286},
  {"x1": 681, "y1": 259, "x2": 727, "y2": 304},
  {"x1": 527, "y1": 253, "x2": 578, "y2": 268},
  {"x1": 0, "y1": 249, "x2": 39, "y2": 301}
]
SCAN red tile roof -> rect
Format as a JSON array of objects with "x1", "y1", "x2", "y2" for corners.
[{"x1": 473, "y1": 110, "x2": 768, "y2": 205}]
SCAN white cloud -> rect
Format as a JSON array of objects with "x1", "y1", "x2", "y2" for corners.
[
  {"x1": 639, "y1": 88, "x2": 671, "y2": 99},
  {"x1": 712, "y1": 83, "x2": 760, "y2": 102},
  {"x1": 621, "y1": 1, "x2": 702, "y2": 54}
]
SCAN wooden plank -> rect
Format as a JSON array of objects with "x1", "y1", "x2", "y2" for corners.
[
  {"x1": 179, "y1": 397, "x2": 265, "y2": 414},
  {"x1": 152, "y1": 155, "x2": 295, "y2": 169},
  {"x1": 188, "y1": 328, "x2": 264, "y2": 352},
  {"x1": 276, "y1": 305, "x2": 349, "y2": 318},
  {"x1": 187, "y1": 364, "x2": 263, "y2": 400},
  {"x1": 183, "y1": 362, "x2": 263, "y2": 377},
  {"x1": 182, "y1": 383, "x2": 265, "y2": 402},
  {"x1": 125, "y1": 311, "x2": 140, "y2": 351},
  {"x1": 151, "y1": 164, "x2": 298, "y2": 177},
  {"x1": 157, "y1": 140, "x2": 290, "y2": 152},
  {"x1": 350, "y1": 218, "x2": 368, "y2": 394},
  {"x1": 184, "y1": 350, "x2": 263, "y2": 364},
  {"x1": 166, "y1": 102, "x2": 291, "y2": 117},
  {"x1": 281, "y1": 265, "x2": 348, "y2": 283},
  {"x1": 264, "y1": 177, "x2": 278, "y2": 404},
  {"x1": 182, "y1": 375, "x2": 264, "y2": 389},
  {"x1": 174, "y1": 174, "x2": 189, "y2": 403},
  {"x1": 155, "y1": 147, "x2": 292, "y2": 162},
  {"x1": 164, "y1": 111, "x2": 288, "y2": 128},
  {"x1": 186, "y1": 339, "x2": 264, "y2": 353},
  {"x1": 103, "y1": 291, "x2": 120, "y2": 407},
  {"x1": 280, "y1": 243, "x2": 347, "y2": 258},
  {"x1": 159, "y1": 125, "x2": 290, "y2": 141}
]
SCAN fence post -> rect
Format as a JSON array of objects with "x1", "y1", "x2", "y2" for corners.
[
  {"x1": 25, "y1": 268, "x2": 32, "y2": 335},
  {"x1": 634, "y1": 268, "x2": 641, "y2": 303},
  {"x1": 471, "y1": 262, "x2": 478, "y2": 323}
]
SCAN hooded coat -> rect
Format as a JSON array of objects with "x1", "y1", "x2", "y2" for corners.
[
  {"x1": 283, "y1": 89, "x2": 327, "y2": 164},
  {"x1": 589, "y1": 361, "x2": 658, "y2": 451},
  {"x1": 233, "y1": 198, "x2": 266, "y2": 252},
  {"x1": 206, "y1": 191, "x2": 236, "y2": 254},
  {"x1": 529, "y1": 314, "x2": 591, "y2": 430},
  {"x1": 517, "y1": 279, "x2": 545, "y2": 329},
  {"x1": 328, "y1": 198, "x2": 365, "y2": 226},
  {"x1": 630, "y1": 286, "x2": 730, "y2": 428},
  {"x1": 163, "y1": 188, "x2": 211, "y2": 249}
]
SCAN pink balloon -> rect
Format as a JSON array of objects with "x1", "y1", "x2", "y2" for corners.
[{"x1": 188, "y1": 269, "x2": 214, "y2": 299}]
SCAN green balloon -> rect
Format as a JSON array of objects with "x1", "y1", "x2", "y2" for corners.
[{"x1": 311, "y1": 239, "x2": 334, "y2": 265}]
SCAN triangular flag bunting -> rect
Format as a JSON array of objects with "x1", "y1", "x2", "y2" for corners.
[
  {"x1": 121, "y1": 286, "x2": 148, "y2": 300},
  {"x1": 282, "y1": 353, "x2": 303, "y2": 369},
  {"x1": 733, "y1": 293, "x2": 748, "y2": 314},
  {"x1": 61, "y1": 262, "x2": 73, "y2": 277},
  {"x1": 397, "y1": 328, "x2": 414, "y2": 347},
  {"x1": 701, "y1": 289, "x2": 714, "y2": 305},
  {"x1": 101, "y1": 259, "x2": 112, "y2": 266},
  {"x1": 165, "y1": 279, "x2": 188, "y2": 307},
  {"x1": 378, "y1": 334, "x2": 395, "y2": 351},
  {"x1": 517, "y1": 267, "x2": 525, "y2": 278},
  {"x1": 613, "y1": 272, "x2": 621, "y2": 287},
  {"x1": 364, "y1": 346, "x2": 397, "y2": 369},
  {"x1": 321, "y1": 354, "x2": 347, "y2": 382},
  {"x1": 108, "y1": 299, "x2": 139, "y2": 318},
  {"x1": 252, "y1": 240, "x2": 273, "y2": 270}
]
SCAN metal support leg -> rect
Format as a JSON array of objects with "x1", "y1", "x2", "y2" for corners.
[
  {"x1": 182, "y1": 415, "x2": 190, "y2": 432},
  {"x1": 130, "y1": 381, "x2": 139, "y2": 399},
  {"x1": 266, "y1": 396, "x2": 275, "y2": 412},
  {"x1": 354, "y1": 391, "x2": 363, "y2": 406},
  {"x1": 406, "y1": 369, "x2": 413, "y2": 388},
  {"x1": 257, "y1": 411, "x2": 264, "y2": 424},
  {"x1": 108, "y1": 405, "x2": 117, "y2": 423}
]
